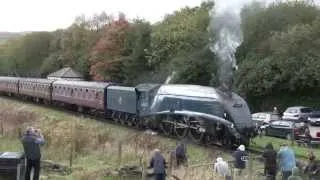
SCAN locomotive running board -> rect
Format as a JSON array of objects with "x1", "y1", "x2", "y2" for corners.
[
  {"x1": 143, "y1": 110, "x2": 241, "y2": 138},
  {"x1": 143, "y1": 110, "x2": 234, "y2": 127}
]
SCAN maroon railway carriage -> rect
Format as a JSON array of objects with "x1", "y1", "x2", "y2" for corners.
[
  {"x1": 0, "y1": 77, "x2": 20, "y2": 95},
  {"x1": 18, "y1": 78, "x2": 55, "y2": 103},
  {"x1": 52, "y1": 80, "x2": 110, "y2": 111}
]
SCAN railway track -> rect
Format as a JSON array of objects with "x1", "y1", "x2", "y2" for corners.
[{"x1": 0, "y1": 95, "x2": 261, "y2": 156}]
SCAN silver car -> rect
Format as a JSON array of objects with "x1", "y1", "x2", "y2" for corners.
[
  {"x1": 308, "y1": 111, "x2": 320, "y2": 126},
  {"x1": 282, "y1": 106, "x2": 313, "y2": 121},
  {"x1": 252, "y1": 112, "x2": 281, "y2": 126}
]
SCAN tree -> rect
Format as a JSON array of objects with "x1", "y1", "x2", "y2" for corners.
[
  {"x1": 148, "y1": 1, "x2": 215, "y2": 83},
  {"x1": 121, "y1": 19, "x2": 152, "y2": 85},
  {"x1": 89, "y1": 13, "x2": 131, "y2": 81},
  {"x1": 1, "y1": 32, "x2": 53, "y2": 77},
  {"x1": 235, "y1": 1, "x2": 320, "y2": 111}
]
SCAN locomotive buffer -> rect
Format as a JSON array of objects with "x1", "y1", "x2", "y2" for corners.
[{"x1": 0, "y1": 152, "x2": 26, "y2": 180}]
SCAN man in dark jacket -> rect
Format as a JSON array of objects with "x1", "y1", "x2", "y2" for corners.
[
  {"x1": 21, "y1": 127, "x2": 45, "y2": 180},
  {"x1": 149, "y1": 149, "x2": 167, "y2": 180},
  {"x1": 262, "y1": 143, "x2": 277, "y2": 180},
  {"x1": 175, "y1": 141, "x2": 187, "y2": 167},
  {"x1": 233, "y1": 144, "x2": 247, "y2": 175}
]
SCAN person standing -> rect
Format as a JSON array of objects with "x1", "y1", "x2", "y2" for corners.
[
  {"x1": 278, "y1": 144, "x2": 296, "y2": 180},
  {"x1": 304, "y1": 124, "x2": 312, "y2": 146},
  {"x1": 149, "y1": 149, "x2": 167, "y2": 180},
  {"x1": 273, "y1": 107, "x2": 279, "y2": 115},
  {"x1": 21, "y1": 127, "x2": 45, "y2": 180},
  {"x1": 262, "y1": 143, "x2": 277, "y2": 180},
  {"x1": 233, "y1": 144, "x2": 247, "y2": 175},
  {"x1": 304, "y1": 151, "x2": 319, "y2": 180},
  {"x1": 213, "y1": 157, "x2": 232, "y2": 180},
  {"x1": 175, "y1": 141, "x2": 187, "y2": 167}
]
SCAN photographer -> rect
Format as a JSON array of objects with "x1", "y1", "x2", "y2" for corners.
[{"x1": 21, "y1": 127, "x2": 45, "y2": 180}]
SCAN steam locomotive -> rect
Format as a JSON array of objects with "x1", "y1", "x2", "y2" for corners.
[{"x1": 0, "y1": 76, "x2": 256, "y2": 148}]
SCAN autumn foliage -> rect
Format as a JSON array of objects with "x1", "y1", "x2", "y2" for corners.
[{"x1": 89, "y1": 14, "x2": 130, "y2": 81}]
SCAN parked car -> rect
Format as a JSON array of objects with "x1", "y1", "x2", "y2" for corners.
[
  {"x1": 263, "y1": 120, "x2": 305, "y2": 140},
  {"x1": 282, "y1": 106, "x2": 313, "y2": 121},
  {"x1": 296, "y1": 125, "x2": 320, "y2": 146},
  {"x1": 252, "y1": 112, "x2": 281, "y2": 127},
  {"x1": 308, "y1": 111, "x2": 320, "y2": 126}
]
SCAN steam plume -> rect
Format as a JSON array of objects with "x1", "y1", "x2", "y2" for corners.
[
  {"x1": 164, "y1": 71, "x2": 176, "y2": 84},
  {"x1": 208, "y1": 1, "x2": 243, "y2": 94}
]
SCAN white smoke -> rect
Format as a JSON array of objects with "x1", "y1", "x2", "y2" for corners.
[
  {"x1": 164, "y1": 71, "x2": 176, "y2": 84},
  {"x1": 209, "y1": 0, "x2": 273, "y2": 92}
]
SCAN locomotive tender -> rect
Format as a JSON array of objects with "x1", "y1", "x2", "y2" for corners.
[{"x1": 0, "y1": 76, "x2": 256, "y2": 147}]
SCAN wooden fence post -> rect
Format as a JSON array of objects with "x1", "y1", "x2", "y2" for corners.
[
  {"x1": 0, "y1": 119, "x2": 3, "y2": 136},
  {"x1": 118, "y1": 141, "x2": 122, "y2": 167},
  {"x1": 248, "y1": 154, "x2": 253, "y2": 180}
]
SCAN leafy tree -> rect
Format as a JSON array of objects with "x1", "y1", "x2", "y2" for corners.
[
  {"x1": 1, "y1": 32, "x2": 53, "y2": 76},
  {"x1": 236, "y1": 1, "x2": 320, "y2": 111},
  {"x1": 89, "y1": 13, "x2": 130, "y2": 81},
  {"x1": 121, "y1": 19, "x2": 152, "y2": 85},
  {"x1": 148, "y1": 1, "x2": 215, "y2": 83}
]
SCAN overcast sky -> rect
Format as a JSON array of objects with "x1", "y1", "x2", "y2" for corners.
[{"x1": 0, "y1": 0, "x2": 318, "y2": 32}]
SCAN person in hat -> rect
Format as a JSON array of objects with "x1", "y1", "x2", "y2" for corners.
[
  {"x1": 233, "y1": 144, "x2": 247, "y2": 175},
  {"x1": 149, "y1": 149, "x2": 167, "y2": 180},
  {"x1": 21, "y1": 127, "x2": 45, "y2": 180},
  {"x1": 213, "y1": 157, "x2": 231, "y2": 180}
]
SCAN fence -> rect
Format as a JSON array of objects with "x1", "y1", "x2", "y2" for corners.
[{"x1": 166, "y1": 153, "x2": 267, "y2": 180}]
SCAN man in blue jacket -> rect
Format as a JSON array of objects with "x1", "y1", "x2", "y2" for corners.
[
  {"x1": 21, "y1": 127, "x2": 45, "y2": 180},
  {"x1": 278, "y1": 143, "x2": 296, "y2": 180}
]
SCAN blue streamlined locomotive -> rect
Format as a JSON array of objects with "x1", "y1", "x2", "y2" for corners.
[{"x1": 0, "y1": 77, "x2": 256, "y2": 147}]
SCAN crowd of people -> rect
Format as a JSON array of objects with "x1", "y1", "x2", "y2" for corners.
[
  {"x1": 19, "y1": 126, "x2": 319, "y2": 180},
  {"x1": 146, "y1": 141, "x2": 320, "y2": 180}
]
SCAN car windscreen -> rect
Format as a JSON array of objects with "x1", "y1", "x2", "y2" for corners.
[
  {"x1": 270, "y1": 114, "x2": 280, "y2": 120},
  {"x1": 294, "y1": 122, "x2": 305, "y2": 128},
  {"x1": 301, "y1": 108, "x2": 313, "y2": 113}
]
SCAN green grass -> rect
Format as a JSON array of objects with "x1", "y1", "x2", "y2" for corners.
[
  {"x1": 251, "y1": 136, "x2": 320, "y2": 159},
  {"x1": 0, "y1": 97, "x2": 315, "y2": 180},
  {"x1": 0, "y1": 138, "x2": 22, "y2": 152}
]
